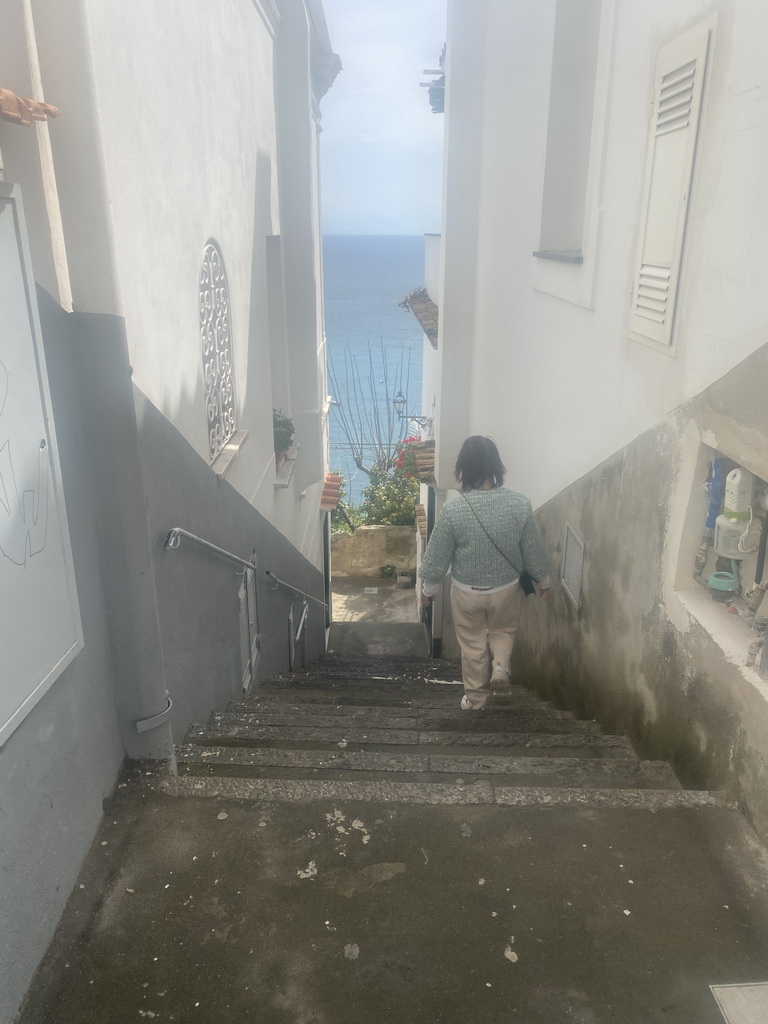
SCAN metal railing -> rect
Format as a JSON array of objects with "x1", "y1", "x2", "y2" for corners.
[
  {"x1": 164, "y1": 532, "x2": 327, "y2": 678},
  {"x1": 265, "y1": 570, "x2": 326, "y2": 670},
  {"x1": 165, "y1": 528, "x2": 261, "y2": 689},
  {"x1": 265, "y1": 570, "x2": 328, "y2": 608},
  {"x1": 165, "y1": 528, "x2": 257, "y2": 572}
]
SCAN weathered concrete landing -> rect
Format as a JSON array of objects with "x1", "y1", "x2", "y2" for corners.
[
  {"x1": 329, "y1": 620, "x2": 428, "y2": 656},
  {"x1": 331, "y1": 576, "x2": 419, "y2": 625},
  {"x1": 18, "y1": 763, "x2": 768, "y2": 1024},
  {"x1": 17, "y1": 636, "x2": 768, "y2": 1023}
]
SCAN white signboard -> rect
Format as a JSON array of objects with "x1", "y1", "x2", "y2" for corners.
[{"x1": 0, "y1": 183, "x2": 82, "y2": 745}]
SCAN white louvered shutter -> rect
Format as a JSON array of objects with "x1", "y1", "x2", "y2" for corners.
[{"x1": 629, "y1": 25, "x2": 712, "y2": 346}]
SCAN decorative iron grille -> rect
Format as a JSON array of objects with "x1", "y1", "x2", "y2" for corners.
[{"x1": 199, "y1": 240, "x2": 236, "y2": 460}]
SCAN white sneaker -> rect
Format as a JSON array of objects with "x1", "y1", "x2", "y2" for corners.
[
  {"x1": 460, "y1": 695, "x2": 473, "y2": 710},
  {"x1": 490, "y1": 665, "x2": 511, "y2": 692}
]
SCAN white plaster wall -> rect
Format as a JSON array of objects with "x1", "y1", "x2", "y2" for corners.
[
  {"x1": 433, "y1": 0, "x2": 488, "y2": 486},
  {"x1": 441, "y1": 0, "x2": 768, "y2": 508},
  {"x1": 424, "y1": 233, "x2": 442, "y2": 301},
  {"x1": 421, "y1": 232, "x2": 442, "y2": 454},
  {"x1": 83, "y1": 0, "x2": 277, "y2": 467},
  {"x1": 72, "y1": 0, "x2": 328, "y2": 566}
]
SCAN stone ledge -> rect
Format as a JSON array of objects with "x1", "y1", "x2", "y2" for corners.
[
  {"x1": 275, "y1": 443, "x2": 300, "y2": 488},
  {"x1": 331, "y1": 525, "x2": 416, "y2": 576},
  {"x1": 211, "y1": 429, "x2": 248, "y2": 478}
]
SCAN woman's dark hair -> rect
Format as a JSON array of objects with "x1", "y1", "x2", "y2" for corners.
[{"x1": 455, "y1": 436, "x2": 505, "y2": 491}]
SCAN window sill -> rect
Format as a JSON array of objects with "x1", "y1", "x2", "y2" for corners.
[
  {"x1": 532, "y1": 250, "x2": 584, "y2": 264},
  {"x1": 275, "y1": 443, "x2": 300, "y2": 489},
  {"x1": 211, "y1": 429, "x2": 249, "y2": 479}
]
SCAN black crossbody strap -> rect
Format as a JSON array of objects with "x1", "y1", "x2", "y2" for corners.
[{"x1": 461, "y1": 493, "x2": 523, "y2": 576}]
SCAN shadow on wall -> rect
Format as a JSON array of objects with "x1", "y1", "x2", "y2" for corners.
[
  {"x1": 244, "y1": 147, "x2": 277, "y2": 464},
  {"x1": 510, "y1": 343, "x2": 768, "y2": 840},
  {"x1": 134, "y1": 382, "x2": 326, "y2": 744},
  {"x1": 125, "y1": 141, "x2": 327, "y2": 742}
]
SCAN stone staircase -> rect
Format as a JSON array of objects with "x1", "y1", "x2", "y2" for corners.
[{"x1": 167, "y1": 652, "x2": 722, "y2": 810}]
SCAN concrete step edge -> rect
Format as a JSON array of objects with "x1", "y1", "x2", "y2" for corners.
[
  {"x1": 493, "y1": 786, "x2": 731, "y2": 809},
  {"x1": 197, "y1": 719, "x2": 611, "y2": 746},
  {"x1": 176, "y1": 743, "x2": 680, "y2": 786},
  {"x1": 188, "y1": 723, "x2": 636, "y2": 752},
  {"x1": 220, "y1": 704, "x2": 592, "y2": 725},
  {"x1": 209, "y1": 712, "x2": 602, "y2": 738},
  {"x1": 232, "y1": 689, "x2": 536, "y2": 709},
  {"x1": 264, "y1": 680, "x2": 464, "y2": 693},
  {"x1": 161, "y1": 774, "x2": 728, "y2": 809},
  {"x1": 162, "y1": 775, "x2": 495, "y2": 805}
]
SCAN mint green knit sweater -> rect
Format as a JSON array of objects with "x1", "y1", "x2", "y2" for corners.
[{"x1": 419, "y1": 488, "x2": 549, "y2": 588}]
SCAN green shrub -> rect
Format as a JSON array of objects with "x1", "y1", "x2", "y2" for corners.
[
  {"x1": 330, "y1": 473, "x2": 364, "y2": 534},
  {"x1": 273, "y1": 408, "x2": 295, "y2": 455},
  {"x1": 360, "y1": 438, "x2": 419, "y2": 526}
]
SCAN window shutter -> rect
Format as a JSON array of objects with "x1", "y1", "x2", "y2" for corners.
[{"x1": 629, "y1": 25, "x2": 712, "y2": 346}]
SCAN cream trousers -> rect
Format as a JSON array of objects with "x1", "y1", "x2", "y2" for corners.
[{"x1": 450, "y1": 584, "x2": 521, "y2": 709}]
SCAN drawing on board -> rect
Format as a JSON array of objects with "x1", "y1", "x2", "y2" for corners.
[{"x1": 0, "y1": 359, "x2": 50, "y2": 568}]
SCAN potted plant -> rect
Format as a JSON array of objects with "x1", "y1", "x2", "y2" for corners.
[
  {"x1": 396, "y1": 568, "x2": 416, "y2": 590},
  {"x1": 273, "y1": 408, "x2": 295, "y2": 466}
]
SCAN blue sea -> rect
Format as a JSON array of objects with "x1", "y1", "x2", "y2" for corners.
[{"x1": 323, "y1": 235, "x2": 426, "y2": 504}]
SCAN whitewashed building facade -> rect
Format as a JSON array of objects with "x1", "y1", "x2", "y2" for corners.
[
  {"x1": 0, "y1": 1, "x2": 338, "y2": 1018},
  {"x1": 421, "y1": 0, "x2": 768, "y2": 836}
]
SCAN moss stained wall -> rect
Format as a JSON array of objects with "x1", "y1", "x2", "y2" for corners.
[{"x1": 514, "y1": 344, "x2": 768, "y2": 837}]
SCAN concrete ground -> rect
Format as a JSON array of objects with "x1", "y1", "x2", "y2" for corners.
[
  {"x1": 18, "y1": 760, "x2": 768, "y2": 1024},
  {"x1": 330, "y1": 577, "x2": 427, "y2": 656},
  {"x1": 331, "y1": 576, "x2": 419, "y2": 624},
  {"x1": 17, "y1": 620, "x2": 768, "y2": 1023}
]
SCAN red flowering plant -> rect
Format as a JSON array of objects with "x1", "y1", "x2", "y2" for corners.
[
  {"x1": 361, "y1": 436, "x2": 421, "y2": 526},
  {"x1": 395, "y1": 435, "x2": 420, "y2": 477}
]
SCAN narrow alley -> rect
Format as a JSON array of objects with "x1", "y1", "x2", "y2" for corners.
[
  {"x1": 7, "y1": 1, "x2": 768, "y2": 1022},
  {"x1": 18, "y1": 621, "x2": 768, "y2": 1024}
]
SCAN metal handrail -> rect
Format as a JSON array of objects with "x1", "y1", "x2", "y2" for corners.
[
  {"x1": 293, "y1": 602, "x2": 309, "y2": 642},
  {"x1": 165, "y1": 528, "x2": 257, "y2": 572},
  {"x1": 165, "y1": 527, "x2": 261, "y2": 691},
  {"x1": 265, "y1": 570, "x2": 327, "y2": 608}
]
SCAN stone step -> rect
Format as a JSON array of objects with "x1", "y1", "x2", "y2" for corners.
[
  {"x1": 189, "y1": 717, "x2": 636, "y2": 756},
  {"x1": 228, "y1": 696, "x2": 555, "y2": 718},
  {"x1": 237, "y1": 685, "x2": 533, "y2": 709},
  {"x1": 264, "y1": 678, "x2": 464, "y2": 696},
  {"x1": 162, "y1": 773, "x2": 726, "y2": 809},
  {"x1": 285, "y1": 654, "x2": 457, "y2": 667},
  {"x1": 275, "y1": 657, "x2": 463, "y2": 684},
  {"x1": 176, "y1": 743, "x2": 680, "y2": 789},
  {"x1": 219, "y1": 706, "x2": 598, "y2": 735},
  {"x1": 168, "y1": 651, "x2": 707, "y2": 811},
  {"x1": 202, "y1": 709, "x2": 600, "y2": 742}
]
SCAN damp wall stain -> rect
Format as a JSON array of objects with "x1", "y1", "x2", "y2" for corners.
[{"x1": 513, "y1": 343, "x2": 768, "y2": 839}]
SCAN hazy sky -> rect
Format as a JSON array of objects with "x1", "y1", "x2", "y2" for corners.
[{"x1": 320, "y1": 0, "x2": 447, "y2": 236}]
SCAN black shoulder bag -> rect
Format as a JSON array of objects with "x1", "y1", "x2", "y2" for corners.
[{"x1": 461, "y1": 493, "x2": 537, "y2": 596}]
